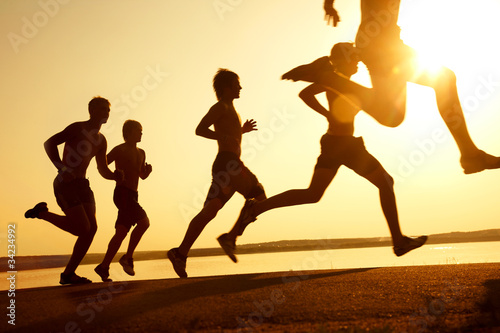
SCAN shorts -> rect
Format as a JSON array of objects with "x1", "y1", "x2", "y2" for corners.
[
  {"x1": 205, "y1": 151, "x2": 265, "y2": 206},
  {"x1": 315, "y1": 135, "x2": 381, "y2": 176},
  {"x1": 113, "y1": 186, "x2": 147, "y2": 232},
  {"x1": 53, "y1": 177, "x2": 95, "y2": 211}
]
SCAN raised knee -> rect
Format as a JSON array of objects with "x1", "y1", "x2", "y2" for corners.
[
  {"x1": 435, "y1": 67, "x2": 457, "y2": 89},
  {"x1": 370, "y1": 104, "x2": 405, "y2": 128},
  {"x1": 385, "y1": 117, "x2": 404, "y2": 128},
  {"x1": 441, "y1": 67, "x2": 456, "y2": 82},
  {"x1": 139, "y1": 217, "x2": 150, "y2": 230},
  {"x1": 88, "y1": 224, "x2": 98, "y2": 236},
  {"x1": 306, "y1": 190, "x2": 324, "y2": 203},
  {"x1": 380, "y1": 173, "x2": 394, "y2": 190},
  {"x1": 77, "y1": 223, "x2": 96, "y2": 237}
]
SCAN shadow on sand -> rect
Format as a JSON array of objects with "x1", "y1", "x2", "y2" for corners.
[{"x1": 11, "y1": 267, "x2": 375, "y2": 332}]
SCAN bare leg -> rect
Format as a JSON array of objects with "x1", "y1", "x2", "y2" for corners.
[
  {"x1": 178, "y1": 199, "x2": 223, "y2": 257},
  {"x1": 125, "y1": 217, "x2": 150, "y2": 259},
  {"x1": 361, "y1": 166, "x2": 404, "y2": 246},
  {"x1": 413, "y1": 67, "x2": 477, "y2": 155},
  {"x1": 63, "y1": 203, "x2": 97, "y2": 275},
  {"x1": 221, "y1": 168, "x2": 336, "y2": 257},
  {"x1": 101, "y1": 225, "x2": 128, "y2": 268},
  {"x1": 38, "y1": 207, "x2": 88, "y2": 236},
  {"x1": 412, "y1": 66, "x2": 500, "y2": 173},
  {"x1": 286, "y1": 60, "x2": 407, "y2": 128},
  {"x1": 226, "y1": 193, "x2": 267, "y2": 240},
  {"x1": 254, "y1": 168, "x2": 337, "y2": 217}
]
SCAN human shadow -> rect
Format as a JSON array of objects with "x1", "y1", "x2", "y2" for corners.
[
  {"x1": 13, "y1": 267, "x2": 376, "y2": 332},
  {"x1": 463, "y1": 278, "x2": 500, "y2": 330}
]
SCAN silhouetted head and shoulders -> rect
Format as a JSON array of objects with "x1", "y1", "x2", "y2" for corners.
[
  {"x1": 108, "y1": 120, "x2": 151, "y2": 191},
  {"x1": 196, "y1": 69, "x2": 245, "y2": 156},
  {"x1": 45, "y1": 96, "x2": 111, "y2": 179}
]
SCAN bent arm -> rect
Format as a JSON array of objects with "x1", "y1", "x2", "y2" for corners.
[
  {"x1": 299, "y1": 84, "x2": 330, "y2": 118},
  {"x1": 107, "y1": 147, "x2": 117, "y2": 165},
  {"x1": 95, "y1": 137, "x2": 117, "y2": 180},
  {"x1": 44, "y1": 124, "x2": 74, "y2": 172},
  {"x1": 139, "y1": 150, "x2": 152, "y2": 180},
  {"x1": 195, "y1": 105, "x2": 222, "y2": 140}
]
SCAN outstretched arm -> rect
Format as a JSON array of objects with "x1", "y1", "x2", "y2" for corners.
[
  {"x1": 299, "y1": 83, "x2": 330, "y2": 119},
  {"x1": 324, "y1": 0, "x2": 340, "y2": 26}
]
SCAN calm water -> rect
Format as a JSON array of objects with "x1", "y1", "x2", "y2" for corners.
[{"x1": 2, "y1": 241, "x2": 500, "y2": 291}]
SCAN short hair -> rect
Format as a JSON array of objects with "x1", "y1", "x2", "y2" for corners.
[
  {"x1": 213, "y1": 69, "x2": 239, "y2": 101},
  {"x1": 88, "y1": 96, "x2": 110, "y2": 113},
  {"x1": 330, "y1": 42, "x2": 358, "y2": 66},
  {"x1": 122, "y1": 119, "x2": 142, "y2": 141}
]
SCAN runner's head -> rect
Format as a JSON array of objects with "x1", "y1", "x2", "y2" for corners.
[
  {"x1": 213, "y1": 69, "x2": 241, "y2": 101},
  {"x1": 330, "y1": 43, "x2": 359, "y2": 77},
  {"x1": 88, "y1": 96, "x2": 111, "y2": 124},
  {"x1": 123, "y1": 119, "x2": 143, "y2": 143}
]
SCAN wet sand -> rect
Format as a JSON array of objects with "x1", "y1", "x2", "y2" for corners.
[{"x1": 3, "y1": 263, "x2": 500, "y2": 332}]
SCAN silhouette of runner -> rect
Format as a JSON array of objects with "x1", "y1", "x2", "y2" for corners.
[
  {"x1": 95, "y1": 120, "x2": 152, "y2": 282},
  {"x1": 226, "y1": 43, "x2": 427, "y2": 262},
  {"x1": 25, "y1": 97, "x2": 123, "y2": 285},
  {"x1": 284, "y1": 0, "x2": 500, "y2": 174},
  {"x1": 167, "y1": 69, "x2": 267, "y2": 278}
]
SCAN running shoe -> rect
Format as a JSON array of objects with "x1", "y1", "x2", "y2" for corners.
[
  {"x1": 217, "y1": 233, "x2": 237, "y2": 263},
  {"x1": 167, "y1": 248, "x2": 187, "y2": 278},
  {"x1": 59, "y1": 272, "x2": 92, "y2": 285},
  {"x1": 282, "y1": 56, "x2": 332, "y2": 82},
  {"x1": 119, "y1": 255, "x2": 135, "y2": 276},
  {"x1": 393, "y1": 236, "x2": 428, "y2": 257},
  {"x1": 94, "y1": 264, "x2": 112, "y2": 282},
  {"x1": 24, "y1": 202, "x2": 48, "y2": 219}
]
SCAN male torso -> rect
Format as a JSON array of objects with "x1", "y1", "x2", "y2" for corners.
[{"x1": 213, "y1": 101, "x2": 243, "y2": 156}]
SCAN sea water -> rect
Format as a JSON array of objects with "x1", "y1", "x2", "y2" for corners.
[{"x1": 2, "y1": 241, "x2": 499, "y2": 290}]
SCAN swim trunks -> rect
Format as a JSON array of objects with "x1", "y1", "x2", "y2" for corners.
[
  {"x1": 113, "y1": 185, "x2": 147, "y2": 231},
  {"x1": 315, "y1": 134, "x2": 381, "y2": 176},
  {"x1": 53, "y1": 177, "x2": 95, "y2": 211},
  {"x1": 205, "y1": 151, "x2": 264, "y2": 206}
]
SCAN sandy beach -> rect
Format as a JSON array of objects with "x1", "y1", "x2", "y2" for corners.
[{"x1": 3, "y1": 263, "x2": 499, "y2": 332}]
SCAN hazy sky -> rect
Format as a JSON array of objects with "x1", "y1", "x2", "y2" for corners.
[{"x1": 2, "y1": 0, "x2": 500, "y2": 257}]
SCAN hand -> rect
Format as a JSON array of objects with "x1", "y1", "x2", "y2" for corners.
[
  {"x1": 242, "y1": 119, "x2": 257, "y2": 134},
  {"x1": 144, "y1": 163, "x2": 153, "y2": 176},
  {"x1": 324, "y1": 4, "x2": 340, "y2": 27},
  {"x1": 113, "y1": 169, "x2": 124, "y2": 183}
]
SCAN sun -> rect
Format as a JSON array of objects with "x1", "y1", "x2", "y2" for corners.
[
  {"x1": 399, "y1": 0, "x2": 500, "y2": 70},
  {"x1": 392, "y1": 0, "x2": 500, "y2": 130}
]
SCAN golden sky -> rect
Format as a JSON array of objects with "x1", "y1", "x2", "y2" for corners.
[{"x1": 1, "y1": 0, "x2": 500, "y2": 256}]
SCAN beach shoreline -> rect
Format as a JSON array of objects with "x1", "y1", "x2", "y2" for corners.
[
  {"x1": 3, "y1": 229, "x2": 500, "y2": 273},
  {"x1": 2, "y1": 263, "x2": 499, "y2": 332}
]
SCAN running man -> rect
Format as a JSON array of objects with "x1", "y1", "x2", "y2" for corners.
[
  {"x1": 283, "y1": 0, "x2": 500, "y2": 174},
  {"x1": 25, "y1": 97, "x2": 123, "y2": 285},
  {"x1": 94, "y1": 120, "x2": 152, "y2": 282},
  {"x1": 225, "y1": 43, "x2": 427, "y2": 262},
  {"x1": 167, "y1": 69, "x2": 266, "y2": 278}
]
